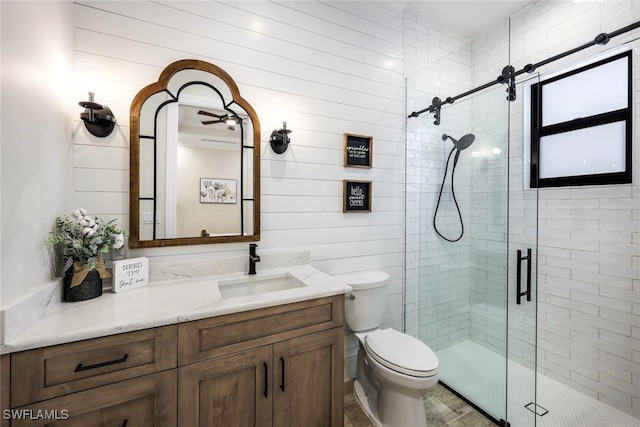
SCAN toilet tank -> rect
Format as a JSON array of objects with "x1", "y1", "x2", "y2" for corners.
[{"x1": 341, "y1": 271, "x2": 389, "y2": 332}]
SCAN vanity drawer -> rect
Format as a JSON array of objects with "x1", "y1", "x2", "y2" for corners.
[
  {"x1": 11, "y1": 325, "x2": 177, "y2": 407},
  {"x1": 178, "y1": 295, "x2": 344, "y2": 365},
  {"x1": 11, "y1": 370, "x2": 176, "y2": 426}
]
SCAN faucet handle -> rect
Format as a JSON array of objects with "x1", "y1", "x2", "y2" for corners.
[
  {"x1": 248, "y1": 243, "x2": 260, "y2": 275},
  {"x1": 249, "y1": 243, "x2": 259, "y2": 258}
]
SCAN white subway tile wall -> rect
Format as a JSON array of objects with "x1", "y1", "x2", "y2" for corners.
[{"x1": 405, "y1": 0, "x2": 640, "y2": 419}]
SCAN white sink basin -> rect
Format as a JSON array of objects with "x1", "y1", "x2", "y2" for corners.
[{"x1": 217, "y1": 274, "x2": 307, "y2": 299}]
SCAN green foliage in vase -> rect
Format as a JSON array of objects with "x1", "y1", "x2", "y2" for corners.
[{"x1": 46, "y1": 208, "x2": 126, "y2": 270}]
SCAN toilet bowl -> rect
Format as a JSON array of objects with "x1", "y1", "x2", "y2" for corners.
[
  {"x1": 340, "y1": 272, "x2": 439, "y2": 427},
  {"x1": 355, "y1": 328, "x2": 439, "y2": 427}
]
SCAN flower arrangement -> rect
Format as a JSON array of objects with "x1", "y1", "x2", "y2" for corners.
[{"x1": 46, "y1": 208, "x2": 125, "y2": 287}]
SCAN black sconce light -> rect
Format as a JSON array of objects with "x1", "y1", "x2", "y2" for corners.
[
  {"x1": 269, "y1": 121, "x2": 292, "y2": 154},
  {"x1": 79, "y1": 92, "x2": 116, "y2": 137}
]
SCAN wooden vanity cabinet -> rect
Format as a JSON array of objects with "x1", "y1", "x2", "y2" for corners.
[
  {"x1": 2, "y1": 295, "x2": 344, "y2": 427},
  {"x1": 178, "y1": 295, "x2": 345, "y2": 427}
]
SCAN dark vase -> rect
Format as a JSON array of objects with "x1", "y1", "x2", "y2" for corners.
[{"x1": 64, "y1": 267, "x2": 103, "y2": 302}]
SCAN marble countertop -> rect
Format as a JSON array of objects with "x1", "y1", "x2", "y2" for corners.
[{"x1": 0, "y1": 264, "x2": 351, "y2": 355}]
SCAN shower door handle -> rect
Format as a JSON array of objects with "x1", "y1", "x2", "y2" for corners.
[{"x1": 516, "y1": 249, "x2": 532, "y2": 304}]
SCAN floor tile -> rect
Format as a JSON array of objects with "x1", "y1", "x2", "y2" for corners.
[{"x1": 344, "y1": 380, "x2": 496, "y2": 427}]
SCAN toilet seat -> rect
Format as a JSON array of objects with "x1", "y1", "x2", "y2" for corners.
[{"x1": 364, "y1": 328, "x2": 438, "y2": 378}]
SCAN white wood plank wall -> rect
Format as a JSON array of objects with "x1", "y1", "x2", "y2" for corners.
[{"x1": 72, "y1": 1, "x2": 405, "y2": 376}]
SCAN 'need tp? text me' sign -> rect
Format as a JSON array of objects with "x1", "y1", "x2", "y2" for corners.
[{"x1": 112, "y1": 257, "x2": 149, "y2": 293}]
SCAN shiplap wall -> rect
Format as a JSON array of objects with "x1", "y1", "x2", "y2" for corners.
[
  {"x1": 1, "y1": 1, "x2": 74, "y2": 310},
  {"x1": 72, "y1": 1, "x2": 405, "y2": 376}
]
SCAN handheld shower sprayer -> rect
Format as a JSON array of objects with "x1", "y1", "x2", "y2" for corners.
[
  {"x1": 434, "y1": 132, "x2": 476, "y2": 242},
  {"x1": 442, "y1": 133, "x2": 476, "y2": 166},
  {"x1": 442, "y1": 133, "x2": 476, "y2": 150}
]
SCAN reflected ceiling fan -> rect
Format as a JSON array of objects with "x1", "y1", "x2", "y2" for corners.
[{"x1": 198, "y1": 110, "x2": 239, "y2": 130}]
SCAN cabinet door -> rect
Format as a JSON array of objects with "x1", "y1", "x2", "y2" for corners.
[
  {"x1": 273, "y1": 328, "x2": 344, "y2": 427},
  {"x1": 11, "y1": 370, "x2": 176, "y2": 426},
  {"x1": 178, "y1": 346, "x2": 273, "y2": 427}
]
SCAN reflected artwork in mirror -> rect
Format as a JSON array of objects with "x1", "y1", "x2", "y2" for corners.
[{"x1": 130, "y1": 59, "x2": 260, "y2": 248}]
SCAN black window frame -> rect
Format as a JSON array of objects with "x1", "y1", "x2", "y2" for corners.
[{"x1": 530, "y1": 50, "x2": 632, "y2": 188}]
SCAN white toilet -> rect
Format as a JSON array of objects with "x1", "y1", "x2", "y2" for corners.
[{"x1": 342, "y1": 271, "x2": 439, "y2": 427}]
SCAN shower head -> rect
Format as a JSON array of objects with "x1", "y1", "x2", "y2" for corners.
[{"x1": 442, "y1": 133, "x2": 476, "y2": 151}]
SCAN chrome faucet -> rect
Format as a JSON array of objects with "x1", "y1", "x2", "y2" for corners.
[{"x1": 249, "y1": 243, "x2": 260, "y2": 275}]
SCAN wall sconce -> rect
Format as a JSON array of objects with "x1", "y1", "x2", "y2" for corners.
[
  {"x1": 269, "y1": 121, "x2": 292, "y2": 154},
  {"x1": 79, "y1": 92, "x2": 116, "y2": 137}
]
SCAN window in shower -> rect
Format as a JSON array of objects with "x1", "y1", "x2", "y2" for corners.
[{"x1": 529, "y1": 49, "x2": 632, "y2": 188}]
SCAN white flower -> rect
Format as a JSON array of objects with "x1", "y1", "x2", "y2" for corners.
[
  {"x1": 72, "y1": 208, "x2": 88, "y2": 219},
  {"x1": 112, "y1": 233, "x2": 125, "y2": 249},
  {"x1": 84, "y1": 216, "x2": 96, "y2": 227},
  {"x1": 48, "y1": 208, "x2": 125, "y2": 268}
]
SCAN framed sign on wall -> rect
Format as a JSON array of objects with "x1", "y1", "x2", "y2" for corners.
[
  {"x1": 343, "y1": 180, "x2": 371, "y2": 213},
  {"x1": 344, "y1": 133, "x2": 372, "y2": 168}
]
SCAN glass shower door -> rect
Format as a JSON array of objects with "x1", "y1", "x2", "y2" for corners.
[
  {"x1": 409, "y1": 72, "x2": 538, "y2": 427},
  {"x1": 505, "y1": 71, "x2": 540, "y2": 427},
  {"x1": 414, "y1": 83, "x2": 510, "y2": 422}
]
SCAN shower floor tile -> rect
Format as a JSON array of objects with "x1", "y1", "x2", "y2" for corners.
[
  {"x1": 436, "y1": 340, "x2": 640, "y2": 427},
  {"x1": 537, "y1": 374, "x2": 640, "y2": 427}
]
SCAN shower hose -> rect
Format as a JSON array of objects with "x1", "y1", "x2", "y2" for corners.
[{"x1": 433, "y1": 147, "x2": 465, "y2": 242}]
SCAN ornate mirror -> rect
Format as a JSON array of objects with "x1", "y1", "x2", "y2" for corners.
[{"x1": 129, "y1": 59, "x2": 260, "y2": 248}]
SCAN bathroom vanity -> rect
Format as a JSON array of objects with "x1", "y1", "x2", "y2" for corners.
[{"x1": 0, "y1": 263, "x2": 349, "y2": 426}]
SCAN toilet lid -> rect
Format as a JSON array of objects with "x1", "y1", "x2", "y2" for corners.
[
  {"x1": 364, "y1": 329, "x2": 439, "y2": 378},
  {"x1": 340, "y1": 271, "x2": 390, "y2": 290}
]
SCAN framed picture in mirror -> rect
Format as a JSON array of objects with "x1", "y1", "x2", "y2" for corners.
[{"x1": 200, "y1": 178, "x2": 237, "y2": 204}]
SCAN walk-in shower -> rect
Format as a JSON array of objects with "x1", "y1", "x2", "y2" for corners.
[{"x1": 405, "y1": 1, "x2": 640, "y2": 426}]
